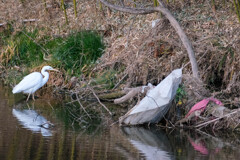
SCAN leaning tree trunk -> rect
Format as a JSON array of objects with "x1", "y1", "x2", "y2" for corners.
[{"x1": 99, "y1": 0, "x2": 200, "y2": 80}]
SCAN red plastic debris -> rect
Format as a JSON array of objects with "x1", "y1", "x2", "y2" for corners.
[{"x1": 185, "y1": 97, "x2": 223, "y2": 118}]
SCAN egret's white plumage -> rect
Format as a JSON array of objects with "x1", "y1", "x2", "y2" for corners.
[{"x1": 12, "y1": 66, "x2": 58, "y2": 101}]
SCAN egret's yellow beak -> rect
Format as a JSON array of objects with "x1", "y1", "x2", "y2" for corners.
[{"x1": 51, "y1": 69, "x2": 60, "y2": 72}]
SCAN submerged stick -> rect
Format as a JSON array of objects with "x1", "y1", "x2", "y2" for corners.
[
  {"x1": 76, "y1": 94, "x2": 91, "y2": 119},
  {"x1": 90, "y1": 87, "x2": 112, "y2": 116}
]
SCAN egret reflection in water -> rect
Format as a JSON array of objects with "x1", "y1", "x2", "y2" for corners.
[{"x1": 12, "y1": 103, "x2": 53, "y2": 137}]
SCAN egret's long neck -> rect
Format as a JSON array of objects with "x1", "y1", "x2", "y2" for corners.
[{"x1": 41, "y1": 69, "x2": 50, "y2": 87}]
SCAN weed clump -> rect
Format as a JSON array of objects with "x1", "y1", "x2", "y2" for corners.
[
  {"x1": 0, "y1": 29, "x2": 45, "y2": 67},
  {"x1": 53, "y1": 31, "x2": 105, "y2": 76},
  {"x1": 13, "y1": 30, "x2": 44, "y2": 66},
  {"x1": 1, "y1": 29, "x2": 105, "y2": 77}
]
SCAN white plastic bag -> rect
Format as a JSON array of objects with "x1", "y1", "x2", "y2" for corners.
[{"x1": 120, "y1": 68, "x2": 182, "y2": 125}]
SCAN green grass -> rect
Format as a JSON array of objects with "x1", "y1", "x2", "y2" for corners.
[
  {"x1": 1, "y1": 28, "x2": 105, "y2": 77},
  {"x1": 12, "y1": 30, "x2": 44, "y2": 66},
  {"x1": 0, "y1": 23, "x2": 13, "y2": 48},
  {"x1": 52, "y1": 31, "x2": 105, "y2": 76}
]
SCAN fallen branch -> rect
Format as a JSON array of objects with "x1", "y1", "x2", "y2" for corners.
[
  {"x1": 22, "y1": 19, "x2": 39, "y2": 23},
  {"x1": 100, "y1": 0, "x2": 199, "y2": 79},
  {"x1": 195, "y1": 108, "x2": 240, "y2": 128},
  {"x1": 114, "y1": 85, "x2": 154, "y2": 104},
  {"x1": 90, "y1": 87, "x2": 112, "y2": 116},
  {"x1": 98, "y1": 91, "x2": 125, "y2": 100}
]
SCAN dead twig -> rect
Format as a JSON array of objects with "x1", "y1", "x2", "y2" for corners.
[
  {"x1": 89, "y1": 87, "x2": 112, "y2": 116},
  {"x1": 76, "y1": 94, "x2": 91, "y2": 119},
  {"x1": 112, "y1": 73, "x2": 128, "y2": 90},
  {"x1": 195, "y1": 108, "x2": 240, "y2": 128}
]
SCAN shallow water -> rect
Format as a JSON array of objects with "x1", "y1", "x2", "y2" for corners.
[{"x1": 0, "y1": 84, "x2": 240, "y2": 160}]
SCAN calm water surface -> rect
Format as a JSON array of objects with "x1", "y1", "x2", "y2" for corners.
[{"x1": 0, "y1": 84, "x2": 240, "y2": 160}]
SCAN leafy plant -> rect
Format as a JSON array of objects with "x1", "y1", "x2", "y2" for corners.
[{"x1": 175, "y1": 84, "x2": 187, "y2": 105}]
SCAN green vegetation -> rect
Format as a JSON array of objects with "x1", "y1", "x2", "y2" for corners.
[
  {"x1": 175, "y1": 85, "x2": 187, "y2": 105},
  {"x1": 52, "y1": 31, "x2": 105, "y2": 76},
  {"x1": 91, "y1": 69, "x2": 117, "y2": 89},
  {"x1": 1, "y1": 29, "x2": 48, "y2": 67},
  {"x1": 0, "y1": 28, "x2": 105, "y2": 77},
  {"x1": 11, "y1": 30, "x2": 44, "y2": 66},
  {"x1": 233, "y1": 0, "x2": 240, "y2": 22}
]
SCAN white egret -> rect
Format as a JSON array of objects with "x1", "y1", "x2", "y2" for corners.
[{"x1": 12, "y1": 66, "x2": 59, "y2": 101}]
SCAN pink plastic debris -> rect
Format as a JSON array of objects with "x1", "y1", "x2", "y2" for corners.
[
  {"x1": 185, "y1": 97, "x2": 223, "y2": 118},
  {"x1": 188, "y1": 137, "x2": 209, "y2": 155}
]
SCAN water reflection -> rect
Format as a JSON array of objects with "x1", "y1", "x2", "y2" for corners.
[
  {"x1": 1, "y1": 84, "x2": 240, "y2": 160},
  {"x1": 121, "y1": 127, "x2": 174, "y2": 160},
  {"x1": 12, "y1": 107, "x2": 53, "y2": 137}
]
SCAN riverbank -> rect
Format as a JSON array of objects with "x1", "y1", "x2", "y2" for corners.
[{"x1": 1, "y1": 0, "x2": 240, "y2": 129}]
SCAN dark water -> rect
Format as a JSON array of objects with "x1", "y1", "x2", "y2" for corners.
[{"x1": 0, "y1": 84, "x2": 240, "y2": 160}]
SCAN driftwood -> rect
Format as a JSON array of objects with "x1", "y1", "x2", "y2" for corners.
[
  {"x1": 114, "y1": 85, "x2": 154, "y2": 104},
  {"x1": 98, "y1": 91, "x2": 125, "y2": 99},
  {"x1": 99, "y1": 0, "x2": 199, "y2": 79}
]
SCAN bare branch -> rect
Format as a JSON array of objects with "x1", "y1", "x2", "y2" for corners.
[
  {"x1": 99, "y1": 0, "x2": 200, "y2": 79},
  {"x1": 76, "y1": 94, "x2": 91, "y2": 119},
  {"x1": 195, "y1": 108, "x2": 240, "y2": 128},
  {"x1": 114, "y1": 85, "x2": 153, "y2": 104},
  {"x1": 99, "y1": 0, "x2": 157, "y2": 14},
  {"x1": 89, "y1": 87, "x2": 113, "y2": 116}
]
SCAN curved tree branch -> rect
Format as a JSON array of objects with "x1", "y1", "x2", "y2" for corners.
[
  {"x1": 99, "y1": 0, "x2": 200, "y2": 79},
  {"x1": 99, "y1": 0, "x2": 158, "y2": 14}
]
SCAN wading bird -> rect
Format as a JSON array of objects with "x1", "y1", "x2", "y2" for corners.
[{"x1": 12, "y1": 66, "x2": 59, "y2": 101}]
